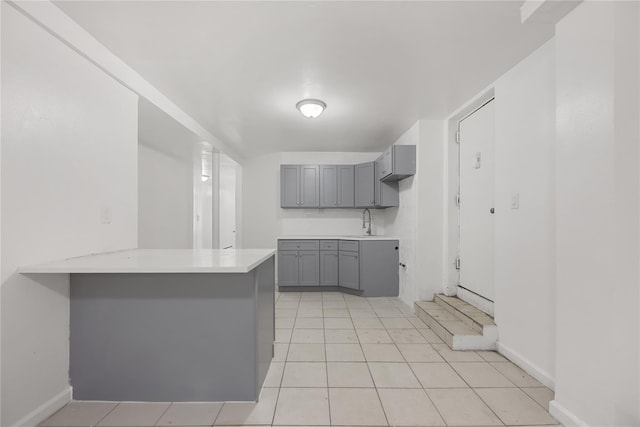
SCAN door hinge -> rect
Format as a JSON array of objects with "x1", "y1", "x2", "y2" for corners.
[
  {"x1": 455, "y1": 257, "x2": 461, "y2": 270},
  {"x1": 455, "y1": 131, "x2": 460, "y2": 144},
  {"x1": 455, "y1": 193, "x2": 461, "y2": 206}
]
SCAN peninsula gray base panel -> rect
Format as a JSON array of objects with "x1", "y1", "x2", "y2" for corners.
[{"x1": 70, "y1": 259, "x2": 274, "y2": 402}]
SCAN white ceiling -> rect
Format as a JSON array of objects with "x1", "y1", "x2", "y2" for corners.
[{"x1": 55, "y1": 1, "x2": 555, "y2": 158}]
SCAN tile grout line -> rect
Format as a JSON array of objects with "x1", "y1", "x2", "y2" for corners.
[
  {"x1": 271, "y1": 288, "x2": 298, "y2": 426},
  {"x1": 93, "y1": 401, "x2": 121, "y2": 427},
  {"x1": 152, "y1": 402, "x2": 173, "y2": 427},
  {"x1": 321, "y1": 293, "x2": 333, "y2": 427},
  {"x1": 356, "y1": 299, "x2": 391, "y2": 427}
]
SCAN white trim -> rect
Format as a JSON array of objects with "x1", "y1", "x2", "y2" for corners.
[
  {"x1": 497, "y1": 341, "x2": 555, "y2": 390},
  {"x1": 6, "y1": 0, "x2": 243, "y2": 163},
  {"x1": 8, "y1": 387, "x2": 72, "y2": 427},
  {"x1": 549, "y1": 399, "x2": 589, "y2": 427}
]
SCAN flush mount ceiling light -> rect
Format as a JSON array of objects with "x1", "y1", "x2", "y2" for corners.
[{"x1": 296, "y1": 99, "x2": 326, "y2": 119}]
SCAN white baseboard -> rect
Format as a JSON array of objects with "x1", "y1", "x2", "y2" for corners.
[
  {"x1": 9, "y1": 387, "x2": 72, "y2": 427},
  {"x1": 497, "y1": 341, "x2": 555, "y2": 390},
  {"x1": 549, "y1": 399, "x2": 589, "y2": 427}
]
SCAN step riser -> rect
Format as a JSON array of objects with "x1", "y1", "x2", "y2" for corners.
[
  {"x1": 434, "y1": 295, "x2": 490, "y2": 333},
  {"x1": 415, "y1": 306, "x2": 452, "y2": 347},
  {"x1": 415, "y1": 296, "x2": 497, "y2": 351}
]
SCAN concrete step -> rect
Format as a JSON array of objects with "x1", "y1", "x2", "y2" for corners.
[{"x1": 414, "y1": 295, "x2": 497, "y2": 351}]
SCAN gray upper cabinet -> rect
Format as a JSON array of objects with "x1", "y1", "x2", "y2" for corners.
[
  {"x1": 300, "y1": 165, "x2": 320, "y2": 207},
  {"x1": 355, "y1": 162, "x2": 376, "y2": 208},
  {"x1": 320, "y1": 165, "x2": 354, "y2": 208},
  {"x1": 319, "y1": 165, "x2": 337, "y2": 207},
  {"x1": 379, "y1": 145, "x2": 416, "y2": 182},
  {"x1": 282, "y1": 150, "x2": 409, "y2": 209},
  {"x1": 281, "y1": 165, "x2": 300, "y2": 208},
  {"x1": 374, "y1": 159, "x2": 399, "y2": 208},
  {"x1": 337, "y1": 165, "x2": 355, "y2": 208},
  {"x1": 281, "y1": 165, "x2": 319, "y2": 208}
]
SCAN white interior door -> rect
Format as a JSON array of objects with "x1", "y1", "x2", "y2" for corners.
[
  {"x1": 459, "y1": 100, "x2": 495, "y2": 301},
  {"x1": 219, "y1": 154, "x2": 237, "y2": 249}
]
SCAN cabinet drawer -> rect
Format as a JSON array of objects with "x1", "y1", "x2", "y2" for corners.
[
  {"x1": 320, "y1": 240, "x2": 339, "y2": 251},
  {"x1": 339, "y1": 240, "x2": 359, "y2": 252},
  {"x1": 278, "y1": 240, "x2": 319, "y2": 251}
]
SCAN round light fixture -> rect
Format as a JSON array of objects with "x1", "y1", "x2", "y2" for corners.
[{"x1": 296, "y1": 99, "x2": 326, "y2": 119}]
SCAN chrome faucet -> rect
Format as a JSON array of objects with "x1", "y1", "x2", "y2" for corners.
[{"x1": 362, "y1": 208, "x2": 372, "y2": 236}]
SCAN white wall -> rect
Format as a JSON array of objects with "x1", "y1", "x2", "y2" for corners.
[
  {"x1": 138, "y1": 144, "x2": 193, "y2": 249},
  {"x1": 382, "y1": 121, "x2": 447, "y2": 307},
  {"x1": 551, "y1": 1, "x2": 639, "y2": 425},
  {"x1": 242, "y1": 152, "x2": 381, "y2": 250},
  {"x1": 383, "y1": 125, "x2": 419, "y2": 305},
  {"x1": 492, "y1": 39, "x2": 556, "y2": 387},
  {"x1": 415, "y1": 121, "x2": 447, "y2": 302},
  {"x1": 1, "y1": 3, "x2": 138, "y2": 427}
]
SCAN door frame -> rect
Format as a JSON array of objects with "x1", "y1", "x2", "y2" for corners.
[{"x1": 445, "y1": 89, "x2": 495, "y2": 314}]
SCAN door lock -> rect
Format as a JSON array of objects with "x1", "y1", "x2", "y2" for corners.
[{"x1": 490, "y1": 208, "x2": 495, "y2": 214}]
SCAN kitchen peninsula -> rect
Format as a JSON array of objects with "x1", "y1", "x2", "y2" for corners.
[{"x1": 20, "y1": 249, "x2": 275, "y2": 402}]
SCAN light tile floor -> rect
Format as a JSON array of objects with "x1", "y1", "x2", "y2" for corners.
[{"x1": 40, "y1": 290, "x2": 559, "y2": 427}]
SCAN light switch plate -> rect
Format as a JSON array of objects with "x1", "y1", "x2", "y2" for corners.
[
  {"x1": 511, "y1": 193, "x2": 520, "y2": 209},
  {"x1": 101, "y1": 207, "x2": 112, "y2": 224}
]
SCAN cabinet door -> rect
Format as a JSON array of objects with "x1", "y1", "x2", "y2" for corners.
[
  {"x1": 379, "y1": 146, "x2": 393, "y2": 180},
  {"x1": 374, "y1": 158, "x2": 382, "y2": 206},
  {"x1": 374, "y1": 160, "x2": 399, "y2": 208},
  {"x1": 298, "y1": 250, "x2": 320, "y2": 286},
  {"x1": 281, "y1": 165, "x2": 300, "y2": 208},
  {"x1": 319, "y1": 165, "x2": 337, "y2": 208},
  {"x1": 300, "y1": 165, "x2": 320, "y2": 207},
  {"x1": 320, "y1": 251, "x2": 339, "y2": 285},
  {"x1": 337, "y1": 165, "x2": 355, "y2": 208},
  {"x1": 355, "y1": 162, "x2": 375, "y2": 208},
  {"x1": 339, "y1": 251, "x2": 360, "y2": 290},
  {"x1": 278, "y1": 251, "x2": 299, "y2": 286}
]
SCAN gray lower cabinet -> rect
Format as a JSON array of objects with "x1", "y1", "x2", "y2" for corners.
[
  {"x1": 320, "y1": 251, "x2": 338, "y2": 285},
  {"x1": 339, "y1": 250, "x2": 360, "y2": 290},
  {"x1": 278, "y1": 251, "x2": 300, "y2": 286},
  {"x1": 278, "y1": 240, "x2": 320, "y2": 287},
  {"x1": 278, "y1": 239, "x2": 399, "y2": 297},
  {"x1": 298, "y1": 250, "x2": 320, "y2": 286},
  {"x1": 359, "y1": 240, "x2": 399, "y2": 297}
]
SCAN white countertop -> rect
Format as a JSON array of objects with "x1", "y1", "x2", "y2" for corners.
[
  {"x1": 278, "y1": 235, "x2": 399, "y2": 241},
  {"x1": 19, "y1": 249, "x2": 276, "y2": 274}
]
